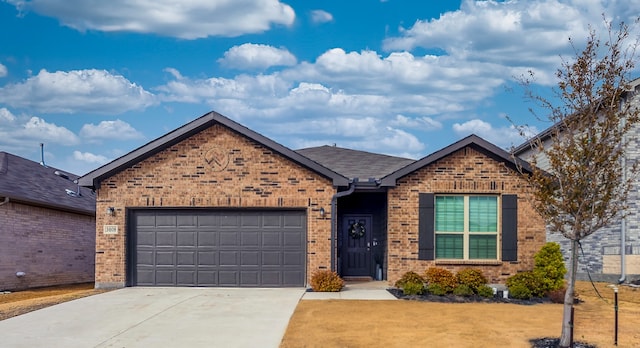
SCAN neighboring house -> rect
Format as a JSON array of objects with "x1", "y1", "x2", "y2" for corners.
[
  {"x1": 513, "y1": 78, "x2": 640, "y2": 283},
  {"x1": 79, "y1": 111, "x2": 545, "y2": 289},
  {"x1": 0, "y1": 151, "x2": 96, "y2": 291}
]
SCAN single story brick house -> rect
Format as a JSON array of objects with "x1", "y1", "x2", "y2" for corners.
[
  {"x1": 79, "y1": 111, "x2": 545, "y2": 289},
  {"x1": 0, "y1": 151, "x2": 96, "y2": 291}
]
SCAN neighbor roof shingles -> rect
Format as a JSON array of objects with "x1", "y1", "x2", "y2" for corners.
[
  {"x1": 0, "y1": 152, "x2": 95, "y2": 215},
  {"x1": 296, "y1": 145, "x2": 415, "y2": 181}
]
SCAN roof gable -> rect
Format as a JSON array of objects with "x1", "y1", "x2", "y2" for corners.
[
  {"x1": 0, "y1": 152, "x2": 95, "y2": 215},
  {"x1": 79, "y1": 111, "x2": 349, "y2": 188},
  {"x1": 380, "y1": 134, "x2": 533, "y2": 186}
]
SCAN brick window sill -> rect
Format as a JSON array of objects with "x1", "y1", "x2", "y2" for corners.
[{"x1": 435, "y1": 260, "x2": 503, "y2": 266}]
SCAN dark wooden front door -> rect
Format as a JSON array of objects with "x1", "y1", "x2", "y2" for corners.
[{"x1": 341, "y1": 215, "x2": 372, "y2": 277}]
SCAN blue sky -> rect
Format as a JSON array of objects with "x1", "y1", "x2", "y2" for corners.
[{"x1": 0, "y1": 0, "x2": 638, "y2": 176}]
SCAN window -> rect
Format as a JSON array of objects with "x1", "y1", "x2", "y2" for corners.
[{"x1": 435, "y1": 195, "x2": 498, "y2": 260}]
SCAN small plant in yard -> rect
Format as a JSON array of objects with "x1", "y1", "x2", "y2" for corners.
[
  {"x1": 534, "y1": 242, "x2": 567, "y2": 294},
  {"x1": 456, "y1": 268, "x2": 488, "y2": 293},
  {"x1": 424, "y1": 267, "x2": 457, "y2": 293},
  {"x1": 394, "y1": 271, "x2": 425, "y2": 288},
  {"x1": 476, "y1": 285, "x2": 495, "y2": 298},
  {"x1": 402, "y1": 281, "x2": 425, "y2": 295},
  {"x1": 426, "y1": 283, "x2": 448, "y2": 296},
  {"x1": 506, "y1": 271, "x2": 543, "y2": 299},
  {"x1": 452, "y1": 284, "x2": 474, "y2": 296},
  {"x1": 310, "y1": 270, "x2": 344, "y2": 292}
]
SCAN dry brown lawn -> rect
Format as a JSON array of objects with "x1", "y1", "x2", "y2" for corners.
[{"x1": 280, "y1": 281, "x2": 640, "y2": 348}]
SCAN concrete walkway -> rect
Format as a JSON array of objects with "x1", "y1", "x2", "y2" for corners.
[
  {"x1": 0, "y1": 287, "x2": 305, "y2": 348},
  {"x1": 302, "y1": 281, "x2": 397, "y2": 300}
]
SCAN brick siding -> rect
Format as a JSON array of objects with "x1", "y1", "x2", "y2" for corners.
[
  {"x1": 0, "y1": 201, "x2": 95, "y2": 291},
  {"x1": 94, "y1": 124, "x2": 335, "y2": 288},
  {"x1": 386, "y1": 146, "x2": 546, "y2": 284}
]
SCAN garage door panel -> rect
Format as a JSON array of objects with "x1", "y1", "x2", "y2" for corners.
[
  {"x1": 133, "y1": 210, "x2": 305, "y2": 287},
  {"x1": 219, "y1": 231, "x2": 238, "y2": 246},
  {"x1": 219, "y1": 251, "x2": 238, "y2": 266}
]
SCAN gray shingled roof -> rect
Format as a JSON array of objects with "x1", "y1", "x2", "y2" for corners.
[
  {"x1": 0, "y1": 152, "x2": 95, "y2": 215},
  {"x1": 296, "y1": 145, "x2": 415, "y2": 181}
]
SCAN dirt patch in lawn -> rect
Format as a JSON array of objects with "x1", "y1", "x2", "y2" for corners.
[
  {"x1": 280, "y1": 281, "x2": 640, "y2": 348},
  {"x1": 0, "y1": 283, "x2": 110, "y2": 321}
]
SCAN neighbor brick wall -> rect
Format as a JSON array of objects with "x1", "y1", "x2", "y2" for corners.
[
  {"x1": 0, "y1": 201, "x2": 95, "y2": 291},
  {"x1": 386, "y1": 146, "x2": 545, "y2": 284},
  {"x1": 94, "y1": 124, "x2": 335, "y2": 288}
]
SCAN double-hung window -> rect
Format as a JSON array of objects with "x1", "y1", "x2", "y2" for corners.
[{"x1": 435, "y1": 195, "x2": 498, "y2": 260}]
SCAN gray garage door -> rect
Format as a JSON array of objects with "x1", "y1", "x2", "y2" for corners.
[{"x1": 131, "y1": 210, "x2": 306, "y2": 287}]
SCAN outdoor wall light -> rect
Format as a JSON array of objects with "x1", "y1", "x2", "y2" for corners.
[
  {"x1": 106, "y1": 207, "x2": 115, "y2": 216},
  {"x1": 319, "y1": 207, "x2": 325, "y2": 218}
]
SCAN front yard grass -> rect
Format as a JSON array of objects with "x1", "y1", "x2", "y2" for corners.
[{"x1": 280, "y1": 281, "x2": 640, "y2": 348}]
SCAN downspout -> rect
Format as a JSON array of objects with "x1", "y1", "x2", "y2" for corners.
[
  {"x1": 0, "y1": 196, "x2": 9, "y2": 207},
  {"x1": 618, "y1": 97, "x2": 629, "y2": 284},
  {"x1": 330, "y1": 181, "x2": 356, "y2": 272}
]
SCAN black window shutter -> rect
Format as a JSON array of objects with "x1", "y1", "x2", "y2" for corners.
[
  {"x1": 501, "y1": 194, "x2": 518, "y2": 261},
  {"x1": 418, "y1": 193, "x2": 435, "y2": 260}
]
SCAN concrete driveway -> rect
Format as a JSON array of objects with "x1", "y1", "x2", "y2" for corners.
[{"x1": 0, "y1": 287, "x2": 305, "y2": 348}]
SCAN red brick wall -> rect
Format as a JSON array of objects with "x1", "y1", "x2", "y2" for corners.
[
  {"x1": 387, "y1": 146, "x2": 545, "y2": 284},
  {"x1": 0, "y1": 201, "x2": 95, "y2": 291},
  {"x1": 94, "y1": 124, "x2": 335, "y2": 288}
]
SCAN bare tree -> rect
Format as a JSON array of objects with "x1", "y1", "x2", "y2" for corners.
[{"x1": 515, "y1": 19, "x2": 639, "y2": 347}]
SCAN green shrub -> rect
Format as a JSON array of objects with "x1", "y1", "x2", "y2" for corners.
[
  {"x1": 476, "y1": 285, "x2": 495, "y2": 298},
  {"x1": 394, "y1": 271, "x2": 425, "y2": 289},
  {"x1": 424, "y1": 267, "x2": 457, "y2": 293},
  {"x1": 456, "y1": 268, "x2": 488, "y2": 291},
  {"x1": 310, "y1": 270, "x2": 344, "y2": 292},
  {"x1": 533, "y1": 242, "x2": 567, "y2": 293},
  {"x1": 402, "y1": 281, "x2": 425, "y2": 295},
  {"x1": 506, "y1": 271, "x2": 545, "y2": 298},
  {"x1": 452, "y1": 284, "x2": 474, "y2": 296},
  {"x1": 508, "y1": 283, "x2": 533, "y2": 300},
  {"x1": 426, "y1": 283, "x2": 448, "y2": 296}
]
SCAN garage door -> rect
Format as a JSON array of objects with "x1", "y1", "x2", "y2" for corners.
[{"x1": 131, "y1": 210, "x2": 306, "y2": 287}]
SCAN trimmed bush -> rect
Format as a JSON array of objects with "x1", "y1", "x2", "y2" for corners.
[
  {"x1": 476, "y1": 285, "x2": 495, "y2": 298},
  {"x1": 452, "y1": 284, "x2": 474, "y2": 296},
  {"x1": 310, "y1": 270, "x2": 344, "y2": 292},
  {"x1": 534, "y1": 242, "x2": 567, "y2": 293},
  {"x1": 402, "y1": 281, "x2": 425, "y2": 295},
  {"x1": 426, "y1": 283, "x2": 448, "y2": 296},
  {"x1": 506, "y1": 271, "x2": 545, "y2": 298},
  {"x1": 424, "y1": 267, "x2": 457, "y2": 293},
  {"x1": 395, "y1": 271, "x2": 425, "y2": 289},
  {"x1": 508, "y1": 282, "x2": 533, "y2": 300},
  {"x1": 456, "y1": 268, "x2": 488, "y2": 292}
]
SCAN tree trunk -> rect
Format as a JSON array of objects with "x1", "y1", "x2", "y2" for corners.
[{"x1": 560, "y1": 239, "x2": 579, "y2": 347}]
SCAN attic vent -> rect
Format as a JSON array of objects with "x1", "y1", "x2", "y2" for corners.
[
  {"x1": 65, "y1": 189, "x2": 78, "y2": 197},
  {"x1": 54, "y1": 170, "x2": 69, "y2": 180}
]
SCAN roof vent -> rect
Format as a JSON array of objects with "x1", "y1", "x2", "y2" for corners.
[
  {"x1": 65, "y1": 189, "x2": 78, "y2": 197},
  {"x1": 54, "y1": 170, "x2": 70, "y2": 180},
  {"x1": 40, "y1": 143, "x2": 47, "y2": 167}
]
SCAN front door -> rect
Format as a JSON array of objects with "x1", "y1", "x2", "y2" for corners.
[{"x1": 341, "y1": 215, "x2": 372, "y2": 277}]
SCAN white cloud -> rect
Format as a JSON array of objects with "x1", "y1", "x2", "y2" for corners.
[
  {"x1": 0, "y1": 63, "x2": 7, "y2": 77},
  {"x1": 6, "y1": 0, "x2": 295, "y2": 39},
  {"x1": 452, "y1": 119, "x2": 537, "y2": 149},
  {"x1": 0, "y1": 69, "x2": 156, "y2": 114},
  {"x1": 218, "y1": 43, "x2": 297, "y2": 70},
  {"x1": 0, "y1": 107, "x2": 16, "y2": 122},
  {"x1": 80, "y1": 119, "x2": 144, "y2": 142},
  {"x1": 390, "y1": 114, "x2": 442, "y2": 130},
  {"x1": 0, "y1": 112, "x2": 79, "y2": 149},
  {"x1": 310, "y1": 10, "x2": 333, "y2": 24},
  {"x1": 73, "y1": 150, "x2": 109, "y2": 165}
]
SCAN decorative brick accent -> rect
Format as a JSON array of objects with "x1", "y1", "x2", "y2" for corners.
[{"x1": 386, "y1": 146, "x2": 545, "y2": 284}]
